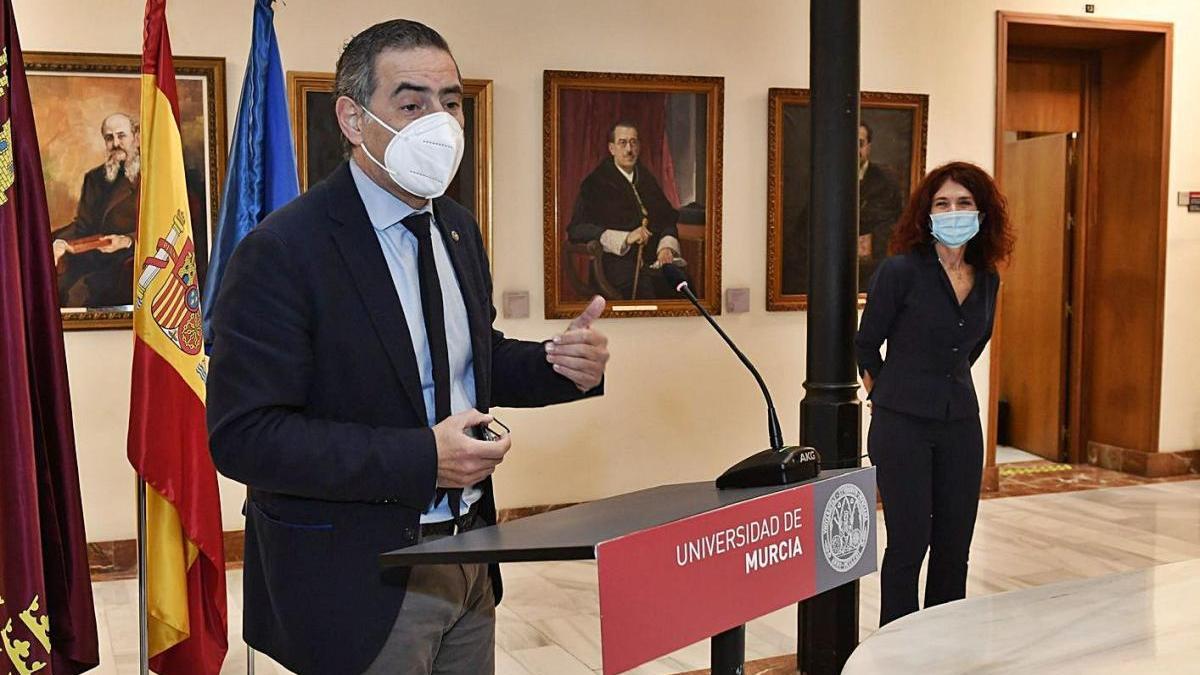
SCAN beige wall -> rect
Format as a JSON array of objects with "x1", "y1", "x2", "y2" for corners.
[{"x1": 14, "y1": 0, "x2": 1197, "y2": 542}]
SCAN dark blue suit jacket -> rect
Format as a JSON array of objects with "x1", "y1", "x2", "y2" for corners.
[{"x1": 206, "y1": 163, "x2": 597, "y2": 674}]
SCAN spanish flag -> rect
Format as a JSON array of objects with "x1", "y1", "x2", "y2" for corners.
[{"x1": 127, "y1": 1, "x2": 227, "y2": 673}]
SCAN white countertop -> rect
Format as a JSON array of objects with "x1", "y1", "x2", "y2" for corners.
[{"x1": 843, "y1": 558, "x2": 1200, "y2": 674}]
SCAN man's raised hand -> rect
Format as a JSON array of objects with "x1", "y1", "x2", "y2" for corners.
[{"x1": 545, "y1": 295, "x2": 609, "y2": 392}]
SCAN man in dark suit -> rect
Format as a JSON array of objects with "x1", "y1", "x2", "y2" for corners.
[
  {"x1": 206, "y1": 20, "x2": 609, "y2": 675},
  {"x1": 857, "y1": 121, "x2": 904, "y2": 286},
  {"x1": 567, "y1": 121, "x2": 680, "y2": 300},
  {"x1": 782, "y1": 122, "x2": 905, "y2": 296},
  {"x1": 51, "y1": 112, "x2": 140, "y2": 308}
]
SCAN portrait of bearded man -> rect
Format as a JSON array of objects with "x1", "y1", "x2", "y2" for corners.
[{"x1": 51, "y1": 112, "x2": 142, "y2": 308}]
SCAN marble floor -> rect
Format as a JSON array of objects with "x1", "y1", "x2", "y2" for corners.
[
  {"x1": 86, "y1": 480, "x2": 1200, "y2": 674},
  {"x1": 989, "y1": 459, "x2": 1199, "y2": 499}
]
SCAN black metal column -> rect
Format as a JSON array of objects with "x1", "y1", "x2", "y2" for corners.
[
  {"x1": 797, "y1": 0, "x2": 862, "y2": 673},
  {"x1": 710, "y1": 625, "x2": 745, "y2": 675}
]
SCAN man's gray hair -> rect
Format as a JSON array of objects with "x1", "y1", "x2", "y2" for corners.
[{"x1": 334, "y1": 20, "x2": 453, "y2": 154}]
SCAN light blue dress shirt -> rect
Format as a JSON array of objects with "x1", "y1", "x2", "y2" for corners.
[{"x1": 349, "y1": 161, "x2": 481, "y2": 522}]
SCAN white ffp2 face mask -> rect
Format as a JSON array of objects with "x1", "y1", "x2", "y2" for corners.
[{"x1": 358, "y1": 107, "x2": 465, "y2": 199}]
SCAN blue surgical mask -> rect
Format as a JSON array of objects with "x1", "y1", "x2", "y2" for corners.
[{"x1": 929, "y1": 211, "x2": 981, "y2": 248}]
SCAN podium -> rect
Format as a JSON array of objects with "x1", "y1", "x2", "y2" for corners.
[{"x1": 381, "y1": 467, "x2": 876, "y2": 674}]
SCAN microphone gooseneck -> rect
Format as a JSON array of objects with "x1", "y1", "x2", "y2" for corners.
[{"x1": 663, "y1": 266, "x2": 785, "y2": 451}]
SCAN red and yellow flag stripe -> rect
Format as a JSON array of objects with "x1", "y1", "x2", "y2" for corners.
[{"x1": 127, "y1": 2, "x2": 226, "y2": 673}]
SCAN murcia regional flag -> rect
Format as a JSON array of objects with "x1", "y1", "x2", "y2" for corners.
[
  {"x1": 127, "y1": 1, "x2": 227, "y2": 673},
  {"x1": 0, "y1": 2, "x2": 99, "y2": 673}
]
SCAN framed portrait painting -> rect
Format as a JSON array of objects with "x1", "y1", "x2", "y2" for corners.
[
  {"x1": 287, "y1": 72, "x2": 493, "y2": 255},
  {"x1": 27, "y1": 51, "x2": 227, "y2": 330},
  {"x1": 543, "y1": 70, "x2": 723, "y2": 319},
  {"x1": 766, "y1": 89, "x2": 928, "y2": 311}
]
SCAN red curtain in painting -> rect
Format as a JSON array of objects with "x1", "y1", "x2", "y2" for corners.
[
  {"x1": 555, "y1": 89, "x2": 680, "y2": 300},
  {"x1": 556, "y1": 89, "x2": 680, "y2": 231}
]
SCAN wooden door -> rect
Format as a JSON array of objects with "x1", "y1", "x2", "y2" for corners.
[{"x1": 999, "y1": 134, "x2": 1071, "y2": 460}]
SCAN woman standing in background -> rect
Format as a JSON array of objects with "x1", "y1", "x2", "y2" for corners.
[{"x1": 855, "y1": 161, "x2": 1014, "y2": 626}]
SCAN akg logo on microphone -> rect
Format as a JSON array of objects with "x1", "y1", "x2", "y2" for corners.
[{"x1": 821, "y1": 483, "x2": 870, "y2": 573}]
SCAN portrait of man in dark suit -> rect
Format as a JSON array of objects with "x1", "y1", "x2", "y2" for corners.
[
  {"x1": 567, "y1": 121, "x2": 681, "y2": 300},
  {"x1": 545, "y1": 72, "x2": 724, "y2": 318},
  {"x1": 291, "y1": 74, "x2": 493, "y2": 252},
  {"x1": 50, "y1": 112, "x2": 141, "y2": 308},
  {"x1": 770, "y1": 89, "x2": 926, "y2": 310},
  {"x1": 856, "y1": 121, "x2": 905, "y2": 285},
  {"x1": 26, "y1": 54, "x2": 223, "y2": 323}
]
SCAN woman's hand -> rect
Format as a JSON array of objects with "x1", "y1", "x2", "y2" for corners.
[{"x1": 862, "y1": 372, "x2": 874, "y2": 394}]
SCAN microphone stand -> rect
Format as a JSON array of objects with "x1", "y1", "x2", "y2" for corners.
[{"x1": 665, "y1": 267, "x2": 820, "y2": 488}]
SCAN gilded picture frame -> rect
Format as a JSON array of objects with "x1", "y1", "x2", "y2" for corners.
[
  {"x1": 287, "y1": 72, "x2": 494, "y2": 256},
  {"x1": 543, "y1": 69, "x2": 724, "y2": 319},
  {"x1": 27, "y1": 51, "x2": 227, "y2": 330},
  {"x1": 766, "y1": 89, "x2": 928, "y2": 311}
]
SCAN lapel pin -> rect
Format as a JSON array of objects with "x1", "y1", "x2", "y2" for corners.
[{"x1": 450, "y1": 230, "x2": 460, "y2": 242}]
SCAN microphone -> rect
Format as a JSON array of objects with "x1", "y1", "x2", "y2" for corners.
[{"x1": 662, "y1": 265, "x2": 820, "y2": 489}]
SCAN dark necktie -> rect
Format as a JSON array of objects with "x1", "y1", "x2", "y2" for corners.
[{"x1": 399, "y1": 212, "x2": 461, "y2": 519}]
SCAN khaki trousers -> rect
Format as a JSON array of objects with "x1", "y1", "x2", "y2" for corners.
[{"x1": 361, "y1": 557, "x2": 495, "y2": 675}]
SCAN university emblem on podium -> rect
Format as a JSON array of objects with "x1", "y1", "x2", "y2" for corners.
[
  {"x1": 135, "y1": 210, "x2": 203, "y2": 355},
  {"x1": 821, "y1": 483, "x2": 870, "y2": 573}
]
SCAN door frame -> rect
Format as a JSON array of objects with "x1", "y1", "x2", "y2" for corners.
[
  {"x1": 1002, "y1": 46, "x2": 1097, "y2": 465},
  {"x1": 988, "y1": 11, "x2": 1172, "y2": 481}
]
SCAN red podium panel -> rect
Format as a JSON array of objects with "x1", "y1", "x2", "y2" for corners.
[
  {"x1": 380, "y1": 467, "x2": 876, "y2": 674},
  {"x1": 596, "y1": 469, "x2": 875, "y2": 674}
]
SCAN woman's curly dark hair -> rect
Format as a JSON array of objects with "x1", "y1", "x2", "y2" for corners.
[{"x1": 889, "y1": 161, "x2": 1014, "y2": 270}]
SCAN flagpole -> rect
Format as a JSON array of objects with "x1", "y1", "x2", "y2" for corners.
[
  {"x1": 247, "y1": 645, "x2": 256, "y2": 674},
  {"x1": 137, "y1": 478, "x2": 150, "y2": 675}
]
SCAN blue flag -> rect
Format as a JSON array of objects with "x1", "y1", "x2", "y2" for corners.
[{"x1": 202, "y1": 0, "x2": 298, "y2": 345}]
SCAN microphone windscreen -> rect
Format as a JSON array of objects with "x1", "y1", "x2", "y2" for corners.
[{"x1": 662, "y1": 263, "x2": 688, "y2": 292}]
